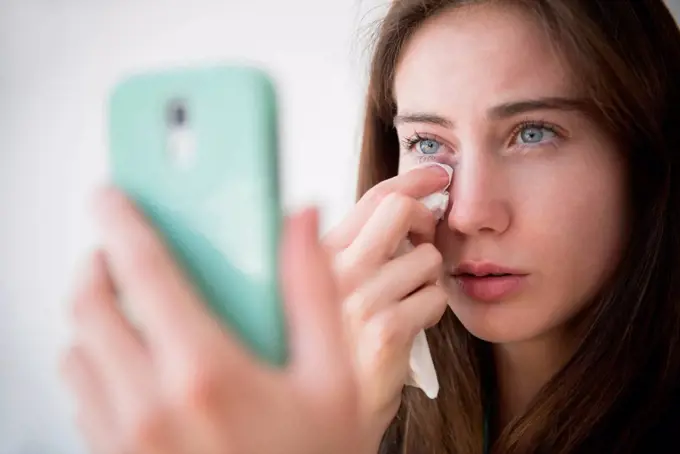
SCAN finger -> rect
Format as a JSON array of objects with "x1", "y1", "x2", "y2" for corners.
[
  {"x1": 344, "y1": 243, "x2": 442, "y2": 332},
  {"x1": 334, "y1": 193, "x2": 436, "y2": 294},
  {"x1": 60, "y1": 346, "x2": 117, "y2": 453},
  {"x1": 349, "y1": 193, "x2": 437, "y2": 260},
  {"x1": 395, "y1": 284, "x2": 449, "y2": 336},
  {"x1": 323, "y1": 165, "x2": 450, "y2": 252},
  {"x1": 356, "y1": 285, "x2": 448, "y2": 383},
  {"x1": 281, "y1": 208, "x2": 351, "y2": 387},
  {"x1": 91, "y1": 187, "x2": 250, "y2": 368},
  {"x1": 71, "y1": 249, "x2": 154, "y2": 416}
]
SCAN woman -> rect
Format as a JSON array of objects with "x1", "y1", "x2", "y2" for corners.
[{"x1": 61, "y1": 0, "x2": 680, "y2": 453}]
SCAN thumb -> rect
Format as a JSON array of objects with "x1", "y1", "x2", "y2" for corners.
[{"x1": 280, "y1": 208, "x2": 351, "y2": 383}]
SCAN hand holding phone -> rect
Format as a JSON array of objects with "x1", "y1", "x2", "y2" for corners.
[{"x1": 109, "y1": 65, "x2": 286, "y2": 365}]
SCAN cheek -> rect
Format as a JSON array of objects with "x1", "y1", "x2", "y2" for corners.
[
  {"x1": 441, "y1": 147, "x2": 629, "y2": 344},
  {"x1": 519, "y1": 151, "x2": 628, "y2": 315}
]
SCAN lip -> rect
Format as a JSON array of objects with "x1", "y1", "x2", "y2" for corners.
[{"x1": 451, "y1": 262, "x2": 529, "y2": 302}]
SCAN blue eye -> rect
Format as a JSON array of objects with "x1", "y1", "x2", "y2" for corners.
[
  {"x1": 417, "y1": 139, "x2": 441, "y2": 154},
  {"x1": 516, "y1": 125, "x2": 556, "y2": 145},
  {"x1": 400, "y1": 133, "x2": 448, "y2": 157}
]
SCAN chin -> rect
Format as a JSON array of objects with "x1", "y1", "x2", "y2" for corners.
[
  {"x1": 459, "y1": 320, "x2": 537, "y2": 344},
  {"x1": 447, "y1": 293, "x2": 558, "y2": 344},
  {"x1": 460, "y1": 323, "x2": 536, "y2": 344}
]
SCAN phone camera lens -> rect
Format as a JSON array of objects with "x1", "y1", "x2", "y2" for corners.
[{"x1": 167, "y1": 99, "x2": 188, "y2": 128}]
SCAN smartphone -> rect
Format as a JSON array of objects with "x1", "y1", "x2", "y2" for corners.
[{"x1": 108, "y1": 65, "x2": 287, "y2": 366}]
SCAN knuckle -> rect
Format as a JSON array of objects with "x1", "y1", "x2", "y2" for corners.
[
  {"x1": 71, "y1": 291, "x2": 104, "y2": 329},
  {"x1": 336, "y1": 256, "x2": 382, "y2": 302},
  {"x1": 333, "y1": 264, "x2": 356, "y2": 300},
  {"x1": 333, "y1": 248, "x2": 355, "y2": 275},
  {"x1": 340, "y1": 244, "x2": 380, "y2": 278},
  {"x1": 363, "y1": 183, "x2": 392, "y2": 205},
  {"x1": 431, "y1": 285, "x2": 449, "y2": 308},
  {"x1": 124, "y1": 406, "x2": 167, "y2": 450},
  {"x1": 172, "y1": 359, "x2": 221, "y2": 414},
  {"x1": 415, "y1": 242, "x2": 442, "y2": 265},
  {"x1": 344, "y1": 289, "x2": 375, "y2": 327},
  {"x1": 408, "y1": 244, "x2": 443, "y2": 282},
  {"x1": 381, "y1": 192, "x2": 411, "y2": 215},
  {"x1": 320, "y1": 231, "x2": 340, "y2": 252},
  {"x1": 368, "y1": 311, "x2": 406, "y2": 353},
  {"x1": 424, "y1": 286, "x2": 449, "y2": 327},
  {"x1": 380, "y1": 194, "x2": 427, "y2": 237},
  {"x1": 372, "y1": 239, "x2": 397, "y2": 264}
]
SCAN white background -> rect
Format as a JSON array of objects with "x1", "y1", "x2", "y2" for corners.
[{"x1": 1, "y1": 1, "x2": 679, "y2": 453}]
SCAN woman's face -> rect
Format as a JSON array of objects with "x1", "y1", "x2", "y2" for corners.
[{"x1": 394, "y1": 3, "x2": 628, "y2": 343}]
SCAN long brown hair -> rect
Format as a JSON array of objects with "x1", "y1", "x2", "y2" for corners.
[{"x1": 357, "y1": 1, "x2": 680, "y2": 453}]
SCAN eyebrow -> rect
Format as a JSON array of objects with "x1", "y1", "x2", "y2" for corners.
[
  {"x1": 393, "y1": 97, "x2": 592, "y2": 128},
  {"x1": 393, "y1": 113, "x2": 454, "y2": 128},
  {"x1": 489, "y1": 97, "x2": 592, "y2": 119}
]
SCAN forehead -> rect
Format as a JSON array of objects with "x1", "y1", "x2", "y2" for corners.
[{"x1": 394, "y1": 3, "x2": 575, "y2": 114}]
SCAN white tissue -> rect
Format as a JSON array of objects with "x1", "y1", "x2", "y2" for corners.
[{"x1": 397, "y1": 162, "x2": 453, "y2": 399}]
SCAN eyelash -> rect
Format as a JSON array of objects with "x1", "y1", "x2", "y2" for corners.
[
  {"x1": 508, "y1": 120, "x2": 563, "y2": 149},
  {"x1": 400, "y1": 120, "x2": 565, "y2": 157},
  {"x1": 400, "y1": 132, "x2": 438, "y2": 152},
  {"x1": 400, "y1": 132, "x2": 445, "y2": 163}
]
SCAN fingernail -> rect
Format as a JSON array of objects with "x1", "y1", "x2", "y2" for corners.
[
  {"x1": 415, "y1": 161, "x2": 451, "y2": 173},
  {"x1": 419, "y1": 162, "x2": 454, "y2": 185}
]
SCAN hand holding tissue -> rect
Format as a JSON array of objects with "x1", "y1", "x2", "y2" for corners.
[{"x1": 395, "y1": 162, "x2": 453, "y2": 399}]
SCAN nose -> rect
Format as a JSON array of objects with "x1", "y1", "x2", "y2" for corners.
[{"x1": 447, "y1": 151, "x2": 511, "y2": 236}]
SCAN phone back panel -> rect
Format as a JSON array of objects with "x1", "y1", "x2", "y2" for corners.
[{"x1": 109, "y1": 65, "x2": 287, "y2": 366}]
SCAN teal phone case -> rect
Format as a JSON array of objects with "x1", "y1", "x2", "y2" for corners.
[{"x1": 108, "y1": 65, "x2": 287, "y2": 366}]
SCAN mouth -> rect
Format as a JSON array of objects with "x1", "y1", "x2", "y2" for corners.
[{"x1": 450, "y1": 262, "x2": 528, "y2": 302}]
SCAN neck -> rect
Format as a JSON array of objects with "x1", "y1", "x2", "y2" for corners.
[{"x1": 492, "y1": 330, "x2": 575, "y2": 430}]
